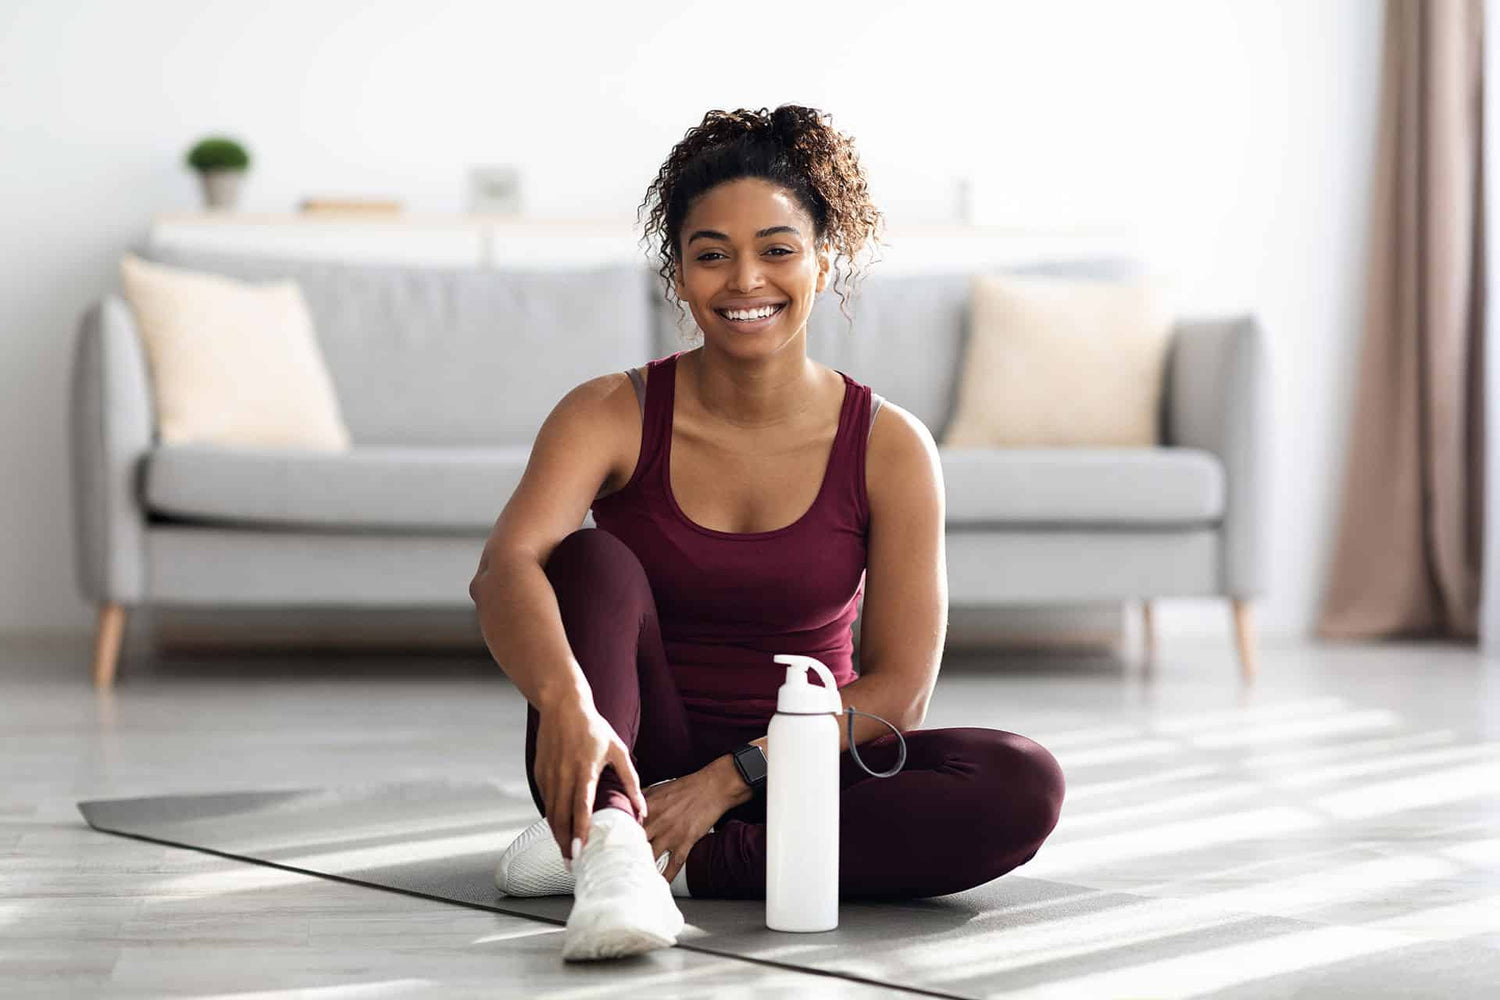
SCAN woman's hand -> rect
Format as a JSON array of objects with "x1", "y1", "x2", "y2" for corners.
[
  {"x1": 642, "y1": 766, "x2": 736, "y2": 885},
  {"x1": 532, "y1": 698, "x2": 648, "y2": 866}
]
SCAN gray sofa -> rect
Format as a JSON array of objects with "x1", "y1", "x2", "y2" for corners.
[{"x1": 70, "y1": 246, "x2": 1269, "y2": 688}]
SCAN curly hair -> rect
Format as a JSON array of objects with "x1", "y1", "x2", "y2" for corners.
[{"x1": 637, "y1": 104, "x2": 885, "y2": 337}]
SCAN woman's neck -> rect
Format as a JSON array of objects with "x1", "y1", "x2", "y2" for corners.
[{"x1": 682, "y1": 344, "x2": 827, "y2": 431}]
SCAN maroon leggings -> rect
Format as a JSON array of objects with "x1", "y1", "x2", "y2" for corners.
[{"x1": 524, "y1": 527, "x2": 1066, "y2": 900}]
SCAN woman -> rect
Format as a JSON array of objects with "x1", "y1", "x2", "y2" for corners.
[{"x1": 468, "y1": 105, "x2": 1065, "y2": 962}]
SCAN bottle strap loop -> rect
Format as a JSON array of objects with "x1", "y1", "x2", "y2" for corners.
[
  {"x1": 771, "y1": 707, "x2": 908, "y2": 778},
  {"x1": 844, "y1": 707, "x2": 907, "y2": 778}
]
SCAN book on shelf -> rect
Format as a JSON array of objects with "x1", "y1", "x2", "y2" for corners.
[{"x1": 297, "y1": 198, "x2": 404, "y2": 215}]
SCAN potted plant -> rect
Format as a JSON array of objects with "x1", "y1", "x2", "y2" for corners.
[{"x1": 185, "y1": 136, "x2": 251, "y2": 211}]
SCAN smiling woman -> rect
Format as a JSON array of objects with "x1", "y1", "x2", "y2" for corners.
[
  {"x1": 471, "y1": 104, "x2": 1065, "y2": 963},
  {"x1": 639, "y1": 104, "x2": 885, "y2": 334}
]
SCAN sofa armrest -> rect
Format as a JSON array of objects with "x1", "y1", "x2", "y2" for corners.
[
  {"x1": 1162, "y1": 315, "x2": 1270, "y2": 597},
  {"x1": 69, "y1": 294, "x2": 153, "y2": 604}
]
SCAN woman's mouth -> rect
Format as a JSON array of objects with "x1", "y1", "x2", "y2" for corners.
[{"x1": 714, "y1": 302, "x2": 787, "y2": 330}]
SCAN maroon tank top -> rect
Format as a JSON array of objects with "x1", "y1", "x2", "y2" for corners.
[{"x1": 591, "y1": 350, "x2": 875, "y2": 726}]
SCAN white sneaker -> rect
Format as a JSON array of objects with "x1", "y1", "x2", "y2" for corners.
[
  {"x1": 561, "y1": 807, "x2": 686, "y2": 962},
  {"x1": 495, "y1": 815, "x2": 668, "y2": 897}
]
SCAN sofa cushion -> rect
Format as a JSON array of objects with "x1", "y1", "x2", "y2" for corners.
[
  {"x1": 784, "y1": 259, "x2": 1147, "y2": 442},
  {"x1": 943, "y1": 273, "x2": 1175, "y2": 447},
  {"x1": 144, "y1": 442, "x2": 1223, "y2": 533},
  {"x1": 941, "y1": 448, "x2": 1224, "y2": 526},
  {"x1": 144, "y1": 444, "x2": 530, "y2": 533},
  {"x1": 133, "y1": 244, "x2": 654, "y2": 447},
  {"x1": 119, "y1": 254, "x2": 352, "y2": 451}
]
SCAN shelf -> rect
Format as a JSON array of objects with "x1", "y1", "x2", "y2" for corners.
[{"x1": 147, "y1": 214, "x2": 1142, "y2": 272}]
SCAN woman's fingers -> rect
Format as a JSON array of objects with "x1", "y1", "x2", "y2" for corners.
[
  {"x1": 573, "y1": 766, "x2": 598, "y2": 858},
  {"x1": 611, "y1": 742, "x2": 649, "y2": 820},
  {"x1": 549, "y1": 772, "x2": 574, "y2": 862},
  {"x1": 658, "y1": 835, "x2": 685, "y2": 885}
]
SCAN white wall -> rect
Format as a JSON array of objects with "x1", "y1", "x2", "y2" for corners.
[{"x1": 0, "y1": 0, "x2": 1383, "y2": 640}]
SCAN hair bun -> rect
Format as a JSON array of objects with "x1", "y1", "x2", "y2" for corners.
[{"x1": 771, "y1": 105, "x2": 815, "y2": 138}]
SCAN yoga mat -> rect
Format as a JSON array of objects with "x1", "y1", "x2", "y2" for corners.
[{"x1": 79, "y1": 779, "x2": 1326, "y2": 999}]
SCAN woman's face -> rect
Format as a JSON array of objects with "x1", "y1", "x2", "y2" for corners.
[{"x1": 673, "y1": 177, "x2": 831, "y2": 354}]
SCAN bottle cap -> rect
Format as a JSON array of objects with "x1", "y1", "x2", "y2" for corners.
[{"x1": 773, "y1": 654, "x2": 841, "y2": 714}]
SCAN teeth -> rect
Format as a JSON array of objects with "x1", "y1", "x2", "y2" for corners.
[{"x1": 722, "y1": 304, "x2": 780, "y2": 321}]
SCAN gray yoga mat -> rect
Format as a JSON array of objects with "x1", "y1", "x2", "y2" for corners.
[{"x1": 78, "y1": 779, "x2": 1319, "y2": 999}]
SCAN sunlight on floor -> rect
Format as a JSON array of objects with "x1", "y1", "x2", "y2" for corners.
[
  {"x1": 149, "y1": 826, "x2": 525, "y2": 896},
  {"x1": 1034, "y1": 698, "x2": 1350, "y2": 747},
  {"x1": 843, "y1": 893, "x2": 1263, "y2": 981},
  {"x1": 1444, "y1": 837, "x2": 1500, "y2": 866},
  {"x1": 1063, "y1": 780, "x2": 1264, "y2": 831},
  {"x1": 1273, "y1": 741, "x2": 1500, "y2": 787},
  {"x1": 899, "y1": 853, "x2": 1469, "y2": 981},
  {"x1": 1062, "y1": 764, "x2": 1222, "y2": 802},
  {"x1": 1243, "y1": 728, "x2": 1457, "y2": 768},
  {"x1": 469, "y1": 924, "x2": 564, "y2": 944},
  {"x1": 197, "y1": 980, "x2": 434, "y2": 999},
  {"x1": 144, "y1": 864, "x2": 321, "y2": 896},
  {"x1": 528, "y1": 956, "x2": 771, "y2": 1000},
  {"x1": 1312, "y1": 759, "x2": 1500, "y2": 820},
  {"x1": 995, "y1": 922, "x2": 1422, "y2": 999},
  {"x1": 991, "y1": 895, "x2": 1500, "y2": 999},
  {"x1": 1188, "y1": 708, "x2": 1404, "y2": 748},
  {"x1": 1053, "y1": 737, "x2": 1182, "y2": 767},
  {"x1": 1030, "y1": 803, "x2": 1321, "y2": 872},
  {"x1": 179, "y1": 807, "x2": 530, "y2": 857}
]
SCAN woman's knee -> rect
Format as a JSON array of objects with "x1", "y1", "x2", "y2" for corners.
[
  {"x1": 543, "y1": 528, "x2": 650, "y2": 605},
  {"x1": 960, "y1": 728, "x2": 1067, "y2": 843},
  {"x1": 1004, "y1": 732, "x2": 1065, "y2": 834}
]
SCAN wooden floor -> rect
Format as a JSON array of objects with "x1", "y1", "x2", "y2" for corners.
[{"x1": 3, "y1": 634, "x2": 1498, "y2": 998}]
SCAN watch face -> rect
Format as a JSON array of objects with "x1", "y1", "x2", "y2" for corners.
[{"x1": 738, "y1": 746, "x2": 768, "y2": 784}]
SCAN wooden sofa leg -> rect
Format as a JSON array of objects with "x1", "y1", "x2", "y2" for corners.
[
  {"x1": 93, "y1": 603, "x2": 126, "y2": 689},
  {"x1": 1141, "y1": 600, "x2": 1157, "y2": 662},
  {"x1": 1230, "y1": 598, "x2": 1258, "y2": 683}
]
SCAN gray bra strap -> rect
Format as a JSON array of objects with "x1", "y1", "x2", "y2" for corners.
[
  {"x1": 869, "y1": 392, "x2": 884, "y2": 441},
  {"x1": 626, "y1": 367, "x2": 645, "y2": 415}
]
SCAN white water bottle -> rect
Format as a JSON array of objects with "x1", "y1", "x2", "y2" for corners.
[
  {"x1": 764, "y1": 654, "x2": 909, "y2": 931},
  {"x1": 766, "y1": 654, "x2": 842, "y2": 932}
]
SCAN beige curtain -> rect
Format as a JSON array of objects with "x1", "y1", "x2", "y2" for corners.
[{"x1": 1319, "y1": 0, "x2": 1486, "y2": 639}]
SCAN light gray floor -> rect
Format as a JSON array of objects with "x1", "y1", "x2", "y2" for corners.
[{"x1": 3, "y1": 632, "x2": 1498, "y2": 998}]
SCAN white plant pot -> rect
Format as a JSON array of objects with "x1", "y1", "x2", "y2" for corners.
[{"x1": 199, "y1": 169, "x2": 244, "y2": 211}]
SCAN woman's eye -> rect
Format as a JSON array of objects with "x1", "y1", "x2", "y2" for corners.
[{"x1": 697, "y1": 248, "x2": 793, "y2": 262}]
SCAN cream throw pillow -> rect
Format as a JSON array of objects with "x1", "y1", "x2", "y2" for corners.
[
  {"x1": 119, "y1": 254, "x2": 352, "y2": 450},
  {"x1": 941, "y1": 274, "x2": 1174, "y2": 448}
]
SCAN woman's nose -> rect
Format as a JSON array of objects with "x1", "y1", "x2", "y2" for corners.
[{"x1": 728, "y1": 256, "x2": 763, "y2": 291}]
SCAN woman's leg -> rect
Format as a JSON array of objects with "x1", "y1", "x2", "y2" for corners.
[
  {"x1": 523, "y1": 528, "x2": 698, "y2": 824},
  {"x1": 684, "y1": 726, "x2": 1066, "y2": 900}
]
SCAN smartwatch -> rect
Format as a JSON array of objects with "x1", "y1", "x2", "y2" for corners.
[{"x1": 731, "y1": 743, "x2": 768, "y2": 793}]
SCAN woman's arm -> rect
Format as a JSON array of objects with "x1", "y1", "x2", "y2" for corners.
[
  {"x1": 469, "y1": 374, "x2": 634, "y2": 711},
  {"x1": 708, "y1": 400, "x2": 949, "y2": 806}
]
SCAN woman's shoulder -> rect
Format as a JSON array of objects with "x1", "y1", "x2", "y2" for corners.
[
  {"x1": 864, "y1": 397, "x2": 942, "y2": 511},
  {"x1": 866, "y1": 396, "x2": 932, "y2": 457}
]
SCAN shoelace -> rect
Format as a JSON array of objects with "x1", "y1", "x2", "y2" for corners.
[{"x1": 574, "y1": 826, "x2": 661, "y2": 898}]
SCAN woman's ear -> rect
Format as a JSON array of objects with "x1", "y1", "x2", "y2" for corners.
[{"x1": 815, "y1": 242, "x2": 832, "y2": 293}]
